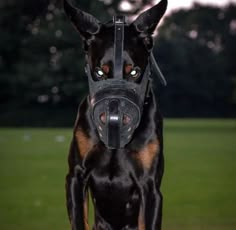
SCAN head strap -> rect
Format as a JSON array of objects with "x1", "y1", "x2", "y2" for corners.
[
  {"x1": 113, "y1": 16, "x2": 125, "y2": 79},
  {"x1": 151, "y1": 52, "x2": 167, "y2": 86}
]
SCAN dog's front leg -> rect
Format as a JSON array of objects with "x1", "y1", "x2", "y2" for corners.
[
  {"x1": 146, "y1": 185, "x2": 163, "y2": 230},
  {"x1": 66, "y1": 139, "x2": 89, "y2": 230},
  {"x1": 139, "y1": 180, "x2": 162, "y2": 230}
]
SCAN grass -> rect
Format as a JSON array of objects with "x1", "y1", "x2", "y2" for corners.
[{"x1": 0, "y1": 119, "x2": 236, "y2": 230}]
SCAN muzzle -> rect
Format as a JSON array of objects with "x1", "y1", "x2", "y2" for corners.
[
  {"x1": 89, "y1": 78, "x2": 148, "y2": 149},
  {"x1": 91, "y1": 89, "x2": 141, "y2": 148}
]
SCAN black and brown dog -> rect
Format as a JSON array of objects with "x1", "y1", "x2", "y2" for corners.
[{"x1": 64, "y1": 0, "x2": 168, "y2": 229}]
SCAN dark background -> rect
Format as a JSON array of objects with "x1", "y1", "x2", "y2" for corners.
[{"x1": 0, "y1": 0, "x2": 235, "y2": 127}]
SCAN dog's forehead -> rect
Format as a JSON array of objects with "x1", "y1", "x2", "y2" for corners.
[
  {"x1": 99, "y1": 48, "x2": 134, "y2": 66},
  {"x1": 89, "y1": 24, "x2": 147, "y2": 65},
  {"x1": 98, "y1": 24, "x2": 141, "y2": 46}
]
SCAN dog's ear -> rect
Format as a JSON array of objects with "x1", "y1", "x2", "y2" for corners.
[
  {"x1": 63, "y1": 0, "x2": 100, "y2": 39},
  {"x1": 132, "y1": 0, "x2": 167, "y2": 34}
]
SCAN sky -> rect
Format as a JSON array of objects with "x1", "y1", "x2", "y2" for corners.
[
  {"x1": 118, "y1": 0, "x2": 236, "y2": 15},
  {"x1": 167, "y1": 0, "x2": 236, "y2": 13}
]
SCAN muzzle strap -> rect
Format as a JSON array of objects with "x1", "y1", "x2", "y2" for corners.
[
  {"x1": 107, "y1": 100, "x2": 120, "y2": 148},
  {"x1": 113, "y1": 16, "x2": 125, "y2": 79},
  {"x1": 151, "y1": 52, "x2": 167, "y2": 86}
]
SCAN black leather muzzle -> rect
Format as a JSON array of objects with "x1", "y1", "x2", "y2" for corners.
[{"x1": 90, "y1": 84, "x2": 142, "y2": 149}]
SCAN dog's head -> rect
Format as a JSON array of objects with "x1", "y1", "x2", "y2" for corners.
[
  {"x1": 64, "y1": 0, "x2": 167, "y2": 149},
  {"x1": 64, "y1": 0, "x2": 167, "y2": 76}
]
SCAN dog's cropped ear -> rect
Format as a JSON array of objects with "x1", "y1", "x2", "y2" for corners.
[
  {"x1": 63, "y1": 0, "x2": 100, "y2": 38},
  {"x1": 132, "y1": 0, "x2": 167, "y2": 34}
]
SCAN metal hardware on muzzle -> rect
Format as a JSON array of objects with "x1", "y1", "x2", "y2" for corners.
[{"x1": 107, "y1": 100, "x2": 120, "y2": 148}]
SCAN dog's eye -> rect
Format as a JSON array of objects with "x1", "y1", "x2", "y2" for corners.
[
  {"x1": 130, "y1": 69, "x2": 137, "y2": 76},
  {"x1": 97, "y1": 70, "x2": 104, "y2": 76},
  {"x1": 95, "y1": 68, "x2": 105, "y2": 79},
  {"x1": 130, "y1": 67, "x2": 140, "y2": 78}
]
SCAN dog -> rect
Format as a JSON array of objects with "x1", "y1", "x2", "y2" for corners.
[{"x1": 64, "y1": 0, "x2": 168, "y2": 229}]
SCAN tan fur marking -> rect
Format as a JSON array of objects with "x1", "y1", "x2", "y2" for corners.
[
  {"x1": 138, "y1": 206, "x2": 146, "y2": 230},
  {"x1": 125, "y1": 64, "x2": 133, "y2": 74},
  {"x1": 101, "y1": 64, "x2": 110, "y2": 74},
  {"x1": 83, "y1": 192, "x2": 90, "y2": 230},
  {"x1": 75, "y1": 129, "x2": 93, "y2": 158},
  {"x1": 136, "y1": 140, "x2": 160, "y2": 169}
]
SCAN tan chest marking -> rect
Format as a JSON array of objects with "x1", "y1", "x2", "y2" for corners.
[
  {"x1": 135, "y1": 140, "x2": 160, "y2": 169},
  {"x1": 75, "y1": 129, "x2": 93, "y2": 158}
]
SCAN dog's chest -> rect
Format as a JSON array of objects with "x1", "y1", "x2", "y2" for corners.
[
  {"x1": 88, "y1": 151, "x2": 140, "y2": 226},
  {"x1": 89, "y1": 152, "x2": 135, "y2": 202}
]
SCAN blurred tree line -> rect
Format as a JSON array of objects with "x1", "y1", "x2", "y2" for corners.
[{"x1": 0, "y1": 0, "x2": 235, "y2": 126}]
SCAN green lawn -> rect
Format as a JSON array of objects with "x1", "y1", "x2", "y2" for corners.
[{"x1": 0, "y1": 119, "x2": 236, "y2": 230}]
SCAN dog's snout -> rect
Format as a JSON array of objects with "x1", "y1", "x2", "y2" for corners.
[
  {"x1": 100, "y1": 112, "x2": 131, "y2": 126},
  {"x1": 123, "y1": 114, "x2": 131, "y2": 125},
  {"x1": 100, "y1": 112, "x2": 106, "y2": 124}
]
